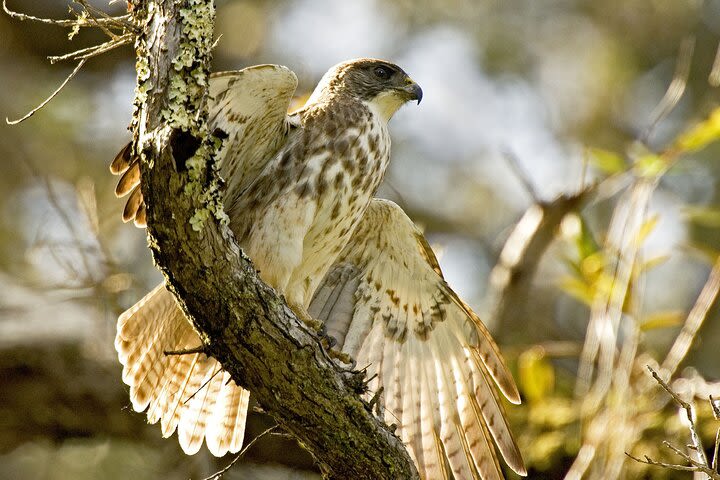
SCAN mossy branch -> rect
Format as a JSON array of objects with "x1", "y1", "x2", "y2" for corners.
[{"x1": 130, "y1": 0, "x2": 419, "y2": 478}]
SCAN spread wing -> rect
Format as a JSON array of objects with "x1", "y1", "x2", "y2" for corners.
[
  {"x1": 115, "y1": 283, "x2": 250, "y2": 456},
  {"x1": 309, "y1": 199, "x2": 526, "y2": 480},
  {"x1": 110, "y1": 64, "x2": 298, "y2": 227}
]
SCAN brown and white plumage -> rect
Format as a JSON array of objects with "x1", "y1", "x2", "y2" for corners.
[
  {"x1": 114, "y1": 60, "x2": 424, "y2": 459},
  {"x1": 309, "y1": 199, "x2": 526, "y2": 480},
  {"x1": 115, "y1": 58, "x2": 524, "y2": 479},
  {"x1": 115, "y1": 284, "x2": 249, "y2": 456},
  {"x1": 110, "y1": 64, "x2": 299, "y2": 227}
]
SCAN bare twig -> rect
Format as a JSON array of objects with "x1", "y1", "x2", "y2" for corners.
[
  {"x1": 626, "y1": 366, "x2": 720, "y2": 478},
  {"x1": 661, "y1": 254, "x2": 720, "y2": 377},
  {"x1": 711, "y1": 395, "x2": 720, "y2": 420},
  {"x1": 641, "y1": 36, "x2": 695, "y2": 144},
  {"x1": 163, "y1": 345, "x2": 206, "y2": 356},
  {"x1": 4, "y1": 1, "x2": 136, "y2": 124},
  {"x1": 647, "y1": 365, "x2": 709, "y2": 466},
  {"x1": 502, "y1": 149, "x2": 540, "y2": 202},
  {"x1": 710, "y1": 41, "x2": 720, "y2": 87},
  {"x1": 6, "y1": 59, "x2": 86, "y2": 125},
  {"x1": 201, "y1": 425, "x2": 279, "y2": 480},
  {"x1": 3, "y1": 0, "x2": 132, "y2": 29},
  {"x1": 184, "y1": 366, "x2": 223, "y2": 405},
  {"x1": 625, "y1": 452, "x2": 720, "y2": 477},
  {"x1": 73, "y1": 0, "x2": 128, "y2": 38},
  {"x1": 49, "y1": 33, "x2": 133, "y2": 63},
  {"x1": 663, "y1": 440, "x2": 705, "y2": 467}
]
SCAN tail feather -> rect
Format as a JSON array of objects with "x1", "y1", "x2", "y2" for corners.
[
  {"x1": 110, "y1": 142, "x2": 132, "y2": 175},
  {"x1": 115, "y1": 283, "x2": 249, "y2": 456},
  {"x1": 115, "y1": 160, "x2": 141, "y2": 196},
  {"x1": 207, "y1": 371, "x2": 248, "y2": 456},
  {"x1": 111, "y1": 142, "x2": 146, "y2": 228}
]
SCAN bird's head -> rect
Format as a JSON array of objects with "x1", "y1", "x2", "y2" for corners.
[{"x1": 310, "y1": 58, "x2": 422, "y2": 122}]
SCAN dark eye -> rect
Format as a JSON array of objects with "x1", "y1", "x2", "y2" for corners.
[{"x1": 373, "y1": 66, "x2": 393, "y2": 80}]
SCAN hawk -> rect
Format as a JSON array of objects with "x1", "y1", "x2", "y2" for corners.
[{"x1": 112, "y1": 59, "x2": 525, "y2": 480}]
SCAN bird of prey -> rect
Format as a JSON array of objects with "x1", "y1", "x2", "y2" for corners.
[{"x1": 112, "y1": 59, "x2": 525, "y2": 480}]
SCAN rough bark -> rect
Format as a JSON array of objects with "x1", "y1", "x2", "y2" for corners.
[{"x1": 130, "y1": 1, "x2": 419, "y2": 478}]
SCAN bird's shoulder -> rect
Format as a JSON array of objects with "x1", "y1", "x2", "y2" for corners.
[{"x1": 294, "y1": 94, "x2": 374, "y2": 131}]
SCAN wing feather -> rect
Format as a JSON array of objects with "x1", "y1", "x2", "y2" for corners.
[
  {"x1": 209, "y1": 65, "x2": 298, "y2": 200},
  {"x1": 418, "y1": 341, "x2": 446, "y2": 479},
  {"x1": 115, "y1": 284, "x2": 250, "y2": 456},
  {"x1": 207, "y1": 372, "x2": 249, "y2": 456},
  {"x1": 111, "y1": 64, "x2": 298, "y2": 227},
  {"x1": 309, "y1": 198, "x2": 525, "y2": 479}
]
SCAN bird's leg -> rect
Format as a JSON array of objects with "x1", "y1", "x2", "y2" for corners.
[
  {"x1": 368, "y1": 386, "x2": 385, "y2": 417},
  {"x1": 288, "y1": 299, "x2": 356, "y2": 367},
  {"x1": 288, "y1": 299, "x2": 324, "y2": 332},
  {"x1": 327, "y1": 347, "x2": 356, "y2": 369}
]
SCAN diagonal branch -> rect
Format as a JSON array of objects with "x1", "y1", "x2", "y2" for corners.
[{"x1": 132, "y1": 1, "x2": 418, "y2": 479}]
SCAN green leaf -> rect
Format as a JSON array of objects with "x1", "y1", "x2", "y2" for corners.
[
  {"x1": 634, "y1": 214, "x2": 660, "y2": 247},
  {"x1": 684, "y1": 205, "x2": 720, "y2": 228},
  {"x1": 587, "y1": 147, "x2": 626, "y2": 174},
  {"x1": 640, "y1": 311, "x2": 684, "y2": 331},
  {"x1": 635, "y1": 153, "x2": 667, "y2": 178},
  {"x1": 559, "y1": 276, "x2": 594, "y2": 306},
  {"x1": 518, "y1": 347, "x2": 555, "y2": 402},
  {"x1": 575, "y1": 215, "x2": 601, "y2": 259},
  {"x1": 674, "y1": 107, "x2": 720, "y2": 154},
  {"x1": 640, "y1": 254, "x2": 670, "y2": 272}
]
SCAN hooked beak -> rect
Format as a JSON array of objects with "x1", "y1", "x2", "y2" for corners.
[{"x1": 402, "y1": 78, "x2": 423, "y2": 105}]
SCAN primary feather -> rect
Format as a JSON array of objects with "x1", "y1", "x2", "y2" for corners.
[{"x1": 309, "y1": 199, "x2": 526, "y2": 479}]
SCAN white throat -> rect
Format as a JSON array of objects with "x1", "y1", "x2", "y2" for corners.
[{"x1": 364, "y1": 91, "x2": 406, "y2": 123}]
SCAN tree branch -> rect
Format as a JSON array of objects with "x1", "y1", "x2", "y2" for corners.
[{"x1": 131, "y1": 1, "x2": 418, "y2": 479}]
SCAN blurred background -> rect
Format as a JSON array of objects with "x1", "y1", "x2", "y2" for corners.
[{"x1": 2, "y1": 0, "x2": 720, "y2": 478}]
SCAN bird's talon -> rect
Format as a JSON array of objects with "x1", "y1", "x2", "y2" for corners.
[{"x1": 327, "y1": 348, "x2": 355, "y2": 368}]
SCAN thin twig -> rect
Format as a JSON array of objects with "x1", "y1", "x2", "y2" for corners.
[
  {"x1": 663, "y1": 441, "x2": 705, "y2": 468},
  {"x1": 6, "y1": 59, "x2": 86, "y2": 125},
  {"x1": 184, "y1": 366, "x2": 223, "y2": 405},
  {"x1": 648, "y1": 366, "x2": 692, "y2": 410},
  {"x1": 711, "y1": 395, "x2": 720, "y2": 420},
  {"x1": 661, "y1": 254, "x2": 720, "y2": 377},
  {"x1": 641, "y1": 36, "x2": 694, "y2": 144},
  {"x1": 49, "y1": 33, "x2": 133, "y2": 63},
  {"x1": 502, "y1": 149, "x2": 540, "y2": 202},
  {"x1": 75, "y1": 0, "x2": 136, "y2": 37},
  {"x1": 201, "y1": 425, "x2": 279, "y2": 480},
  {"x1": 710, "y1": 41, "x2": 720, "y2": 87},
  {"x1": 164, "y1": 345, "x2": 206, "y2": 356},
  {"x1": 647, "y1": 365, "x2": 711, "y2": 470},
  {"x1": 625, "y1": 452, "x2": 720, "y2": 477},
  {"x1": 3, "y1": 0, "x2": 131, "y2": 28}
]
